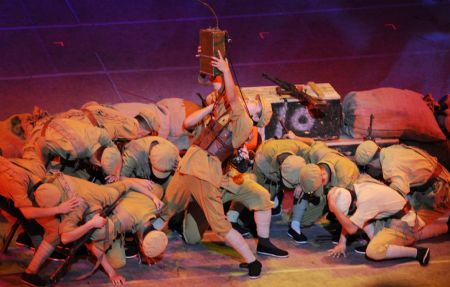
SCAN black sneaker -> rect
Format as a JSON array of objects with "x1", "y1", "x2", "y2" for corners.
[
  {"x1": 257, "y1": 240, "x2": 289, "y2": 258},
  {"x1": 416, "y1": 247, "x2": 430, "y2": 266},
  {"x1": 231, "y1": 222, "x2": 251, "y2": 237},
  {"x1": 271, "y1": 204, "x2": 282, "y2": 217},
  {"x1": 287, "y1": 227, "x2": 307, "y2": 244},
  {"x1": 16, "y1": 232, "x2": 35, "y2": 250},
  {"x1": 47, "y1": 250, "x2": 67, "y2": 262},
  {"x1": 354, "y1": 244, "x2": 367, "y2": 254},
  {"x1": 21, "y1": 272, "x2": 48, "y2": 287},
  {"x1": 125, "y1": 244, "x2": 139, "y2": 259},
  {"x1": 239, "y1": 260, "x2": 262, "y2": 279}
]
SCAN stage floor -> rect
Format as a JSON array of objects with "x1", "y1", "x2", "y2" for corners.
[{"x1": 1, "y1": 203, "x2": 449, "y2": 287}]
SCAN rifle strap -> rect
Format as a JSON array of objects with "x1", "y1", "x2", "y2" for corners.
[{"x1": 76, "y1": 189, "x2": 128, "y2": 280}]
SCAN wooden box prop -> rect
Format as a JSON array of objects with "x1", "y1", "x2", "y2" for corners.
[
  {"x1": 241, "y1": 83, "x2": 342, "y2": 140},
  {"x1": 199, "y1": 28, "x2": 228, "y2": 76}
]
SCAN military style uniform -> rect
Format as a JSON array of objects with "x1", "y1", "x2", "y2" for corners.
[
  {"x1": 253, "y1": 139, "x2": 311, "y2": 198},
  {"x1": 379, "y1": 145, "x2": 442, "y2": 196},
  {"x1": 0, "y1": 156, "x2": 56, "y2": 242},
  {"x1": 80, "y1": 101, "x2": 145, "y2": 141},
  {"x1": 39, "y1": 118, "x2": 115, "y2": 161},
  {"x1": 183, "y1": 170, "x2": 273, "y2": 244},
  {"x1": 157, "y1": 98, "x2": 201, "y2": 150},
  {"x1": 112, "y1": 102, "x2": 170, "y2": 139},
  {"x1": 161, "y1": 88, "x2": 253, "y2": 237},
  {"x1": 329, "y1": 177, "x2": 411, "y2": 261},
  {"x1": 0, "y1": 156, "x2": 60, "y2": 278},
  {"x1": 301, "y1": 150, "x2": 360, "y2": 226},
  {"x1": 121, "y1": 136, "x2": 178, "y2": 179},
  {"x1": 35, "y1": 173, "x2": 163, "y2": 268},
  {"x1": 356, "y1": 142, "x2": 450, "y2": 226}
]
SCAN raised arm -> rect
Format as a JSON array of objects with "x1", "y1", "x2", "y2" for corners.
[
  {"x1": 211, "y1": 50, "x2": 243, "y2": 109},
  {"x1": 183, "y1": 104, "x2": 214, "y2": 130}
]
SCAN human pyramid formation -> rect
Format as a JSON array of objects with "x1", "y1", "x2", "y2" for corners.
[{"x1": 1, "y1": 50, "x2": 449, "y2": 286}]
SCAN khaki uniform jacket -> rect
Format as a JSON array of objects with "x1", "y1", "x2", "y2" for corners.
[
  {"x1": 121, "y1": 136, "x2": 177, "y2": 179},
  {"x1": 57, "y1": 175, "x2": 129, "y2": 235},
  {"x1": 178, "y1": 89, "x2": 253, "y2": 188},
  {"x1": 112, "y1": 102, "x2": 170, "y2": 139},
  {"x1": 350, "y1": 179, "x2": 407, "y2": 229},
  {"x1": 319, "y1": 151, "x2": 360, "y2": 194},
  {"x1": 307, "y1": 140, "x2": 343, "y2": 163},
  {"x1": 112, "y1": 188, "x2": 161, "y2": 234},
  {"x1": 254, "y1": 139, "x2": 310, "y2": 183},
  {"x1": 380, "y1": 144, "x2": 445, "y2": 195},
  {"x1": 157, "y1": 98, "x2": 200, "y2": 150},
  {"x1": 81, "y1": 102, "x2": 143, "y2": 141},
  {"x1": 0, "y1": 156, "x2": 39, "y2": 208},
  {"x1": 44, "y1": 118, "x2": 114, "y2": 160}
]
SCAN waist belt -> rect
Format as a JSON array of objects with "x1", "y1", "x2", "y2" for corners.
[
  {"x1": 411, "y1": 164, "x2": 443, "y2": 193},
  {"x1": 81, "y1": 109, "x2": 100, "y2": 127},
  {"x1": 390, "y1": 201, "x2": 411, "y2": 220}
]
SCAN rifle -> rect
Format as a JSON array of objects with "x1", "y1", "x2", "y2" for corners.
[
  {"x1": 278, "y1": 119, "x2": 289, "y2": 134},
  {"x1": 364, "y1": 114, "x2": 375, "y2": 141},
  {"x1": 262, "y1": 73, "x2": 327, "y2": 111},
  {"x1": 49, "y1": 190, "x2": 128, "y2": 284}
]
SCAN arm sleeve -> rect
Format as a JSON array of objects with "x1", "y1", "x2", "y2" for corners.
[
  {"x1": 98, "y1": 128, "x2": 114, "y2": 147},
  {"x1": 12, "y1": 190, "x2": 34, "y2": 208},
  {"x1": 229, "y1": 88, "x2": 253, "y2": 148},
  {"x1": 60, "y1": 207, "x2": 85, "y2": 234},
  {"x1": 120, "y1": 152, "x2": 137, "y2": 177},
  {"x1": 384, "y1": 168, "x2": 410, "y2": 195},
  {"x1": 349, "y1": 205, "x2": 374, "y2": 229},
  {"x1": 106, "y1": 182, "x2": 129, "y2": 198}
]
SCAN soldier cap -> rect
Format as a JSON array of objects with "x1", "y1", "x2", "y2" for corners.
[
  {"x1": 280, "y1": 155, "x2": 306, "y2": 188},
  {"x1": 355, "y1": 140, "x2": 379, "y2": 166},
  {"x1": 150, "y1": 143, "x2": 180, "y2": 179},
  {"x1": 142, "y1": 230, "x2": 168, "y2": 258},
  {"x1": 299, "y1": 164, "x2": 322, "y2": 194}
]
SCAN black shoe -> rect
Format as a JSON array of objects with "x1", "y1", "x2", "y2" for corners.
[
  {"x1": 125, "y1": 244, "x2": 139, "y2": 259},
  {"x1": 239, "y1": 260, "x2": 262, "y2": 279},
  {"x1": 21, "y1": 272, "x2": 48, "y2": 287},
  {"x1": 257, "y1": 240, "x2": 289, "y2": 258},
  {"x1": 416, "y1": 247, "x2": 430, "y2": 266},
  {"x1": 47, "y1": 250, "x2": 67, "y2": 262},
  {"x1": 287, "y1": 227, "x2": 307, "y2": 244},
  {"x1": 354, "y1": 244, "x2": 367, "y2": 254},
  {"x1": 231, "y1": 222, "x2": 251, "y2": 237},
  {"x1": 16, "y1": 232, "x2": 35, "y2": 249},
  {"x1": 271, "y1": 204, "x2": 282, "y2": 217}
]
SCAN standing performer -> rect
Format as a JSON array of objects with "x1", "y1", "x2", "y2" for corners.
[{"x1": 150, "y1": 50, "x2": 270, "y2": 278}]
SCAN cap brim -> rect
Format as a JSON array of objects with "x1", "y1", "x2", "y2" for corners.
[
  {"x1": 151, "y1": 167, "x2": 171, "y2": 179},
  {"x1": 282, "y1": 177, "x2": 295, "y2": 189}
]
